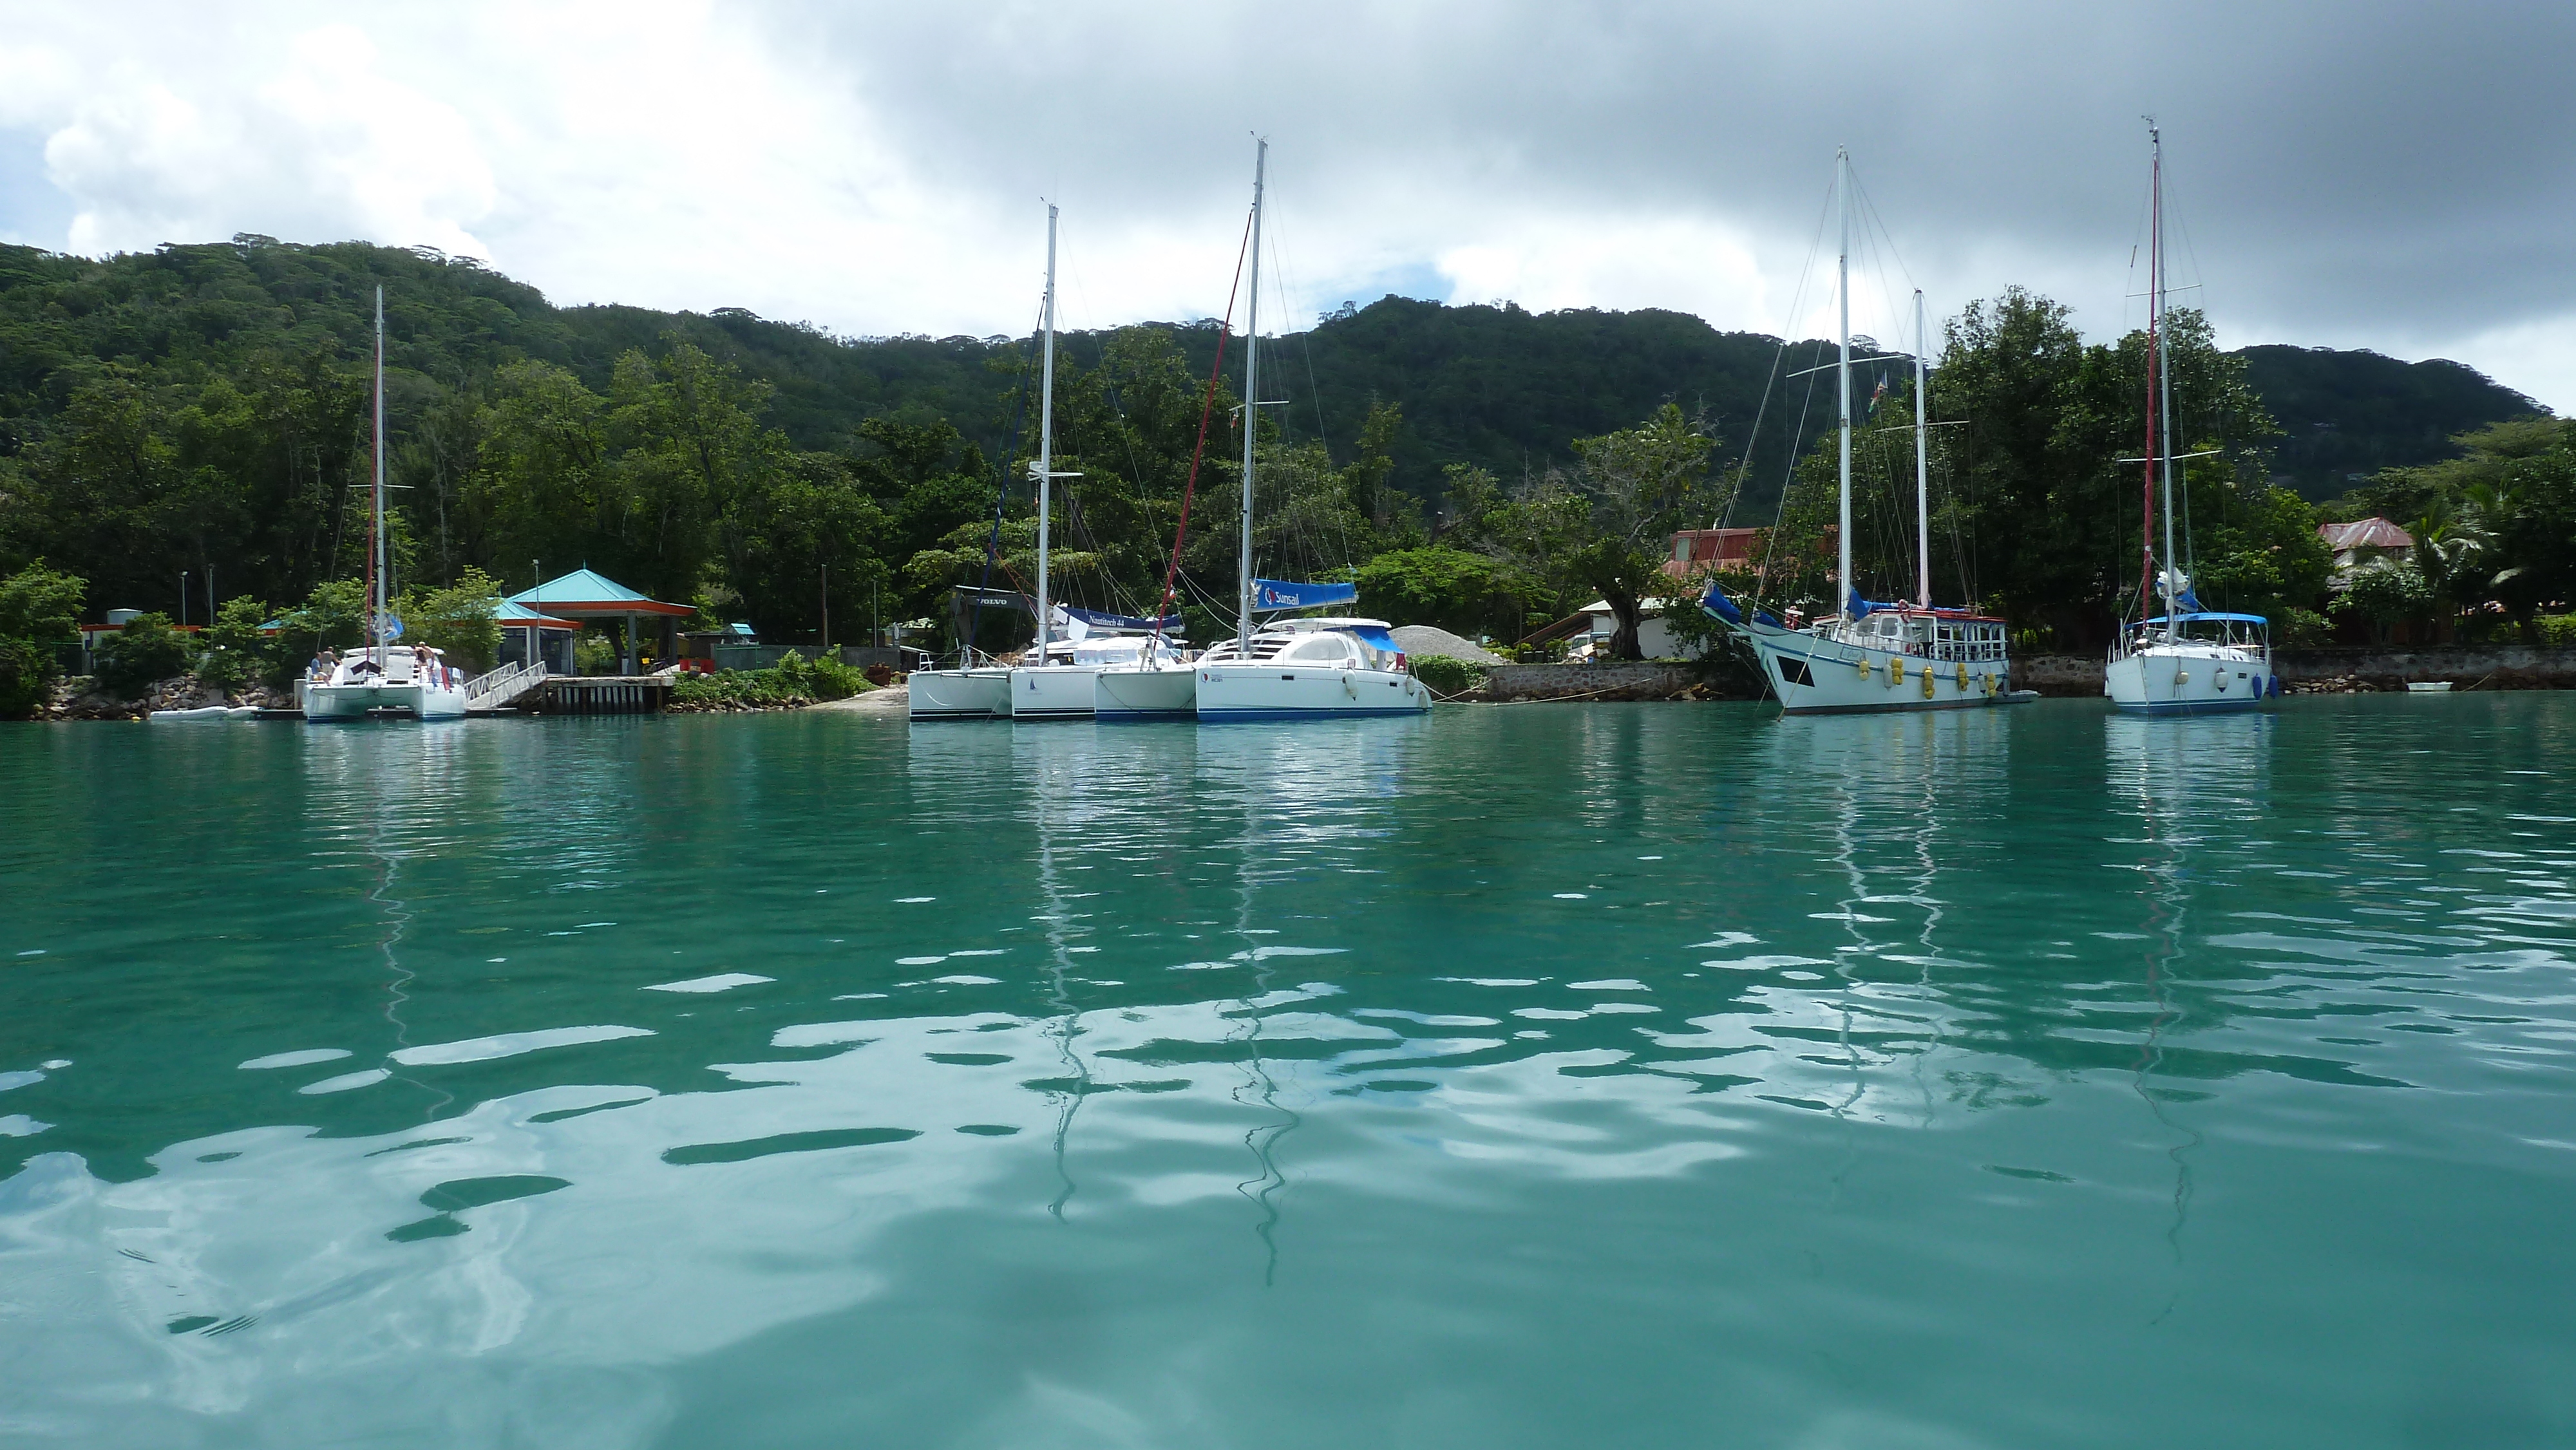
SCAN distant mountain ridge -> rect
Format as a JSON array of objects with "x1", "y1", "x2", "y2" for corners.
[
  {"x1": 0, "y1": 239, "x2": 2541, "y2": 518},
  {"x1": 2233, "y1": 344, "x2": 2546, "y2": 500}
]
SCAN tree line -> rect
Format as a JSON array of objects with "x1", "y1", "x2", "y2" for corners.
[{"x1": 1, "y1": 239, "x2": 2566, "y2": 717}]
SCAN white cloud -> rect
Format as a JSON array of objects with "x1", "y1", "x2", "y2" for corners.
[{"x1": 0, "y1": 1, "x2": 2566, "y2": 409}]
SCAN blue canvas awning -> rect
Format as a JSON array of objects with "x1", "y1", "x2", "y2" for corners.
[{"x1": 1253, "y1": 578, "x2": 1358, "y2": 612}]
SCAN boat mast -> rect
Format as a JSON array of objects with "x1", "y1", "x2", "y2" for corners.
[
  {"x1": 1835, "y1": 147, "x2": 1853, "y2": 621},
  {"x1": 370, "y1": 285, "x2": 386, "y2": 655},
  {"x1": 1034, "y1": 203, "x2": 1059, "y2": 666},
  {"x1": 2141, "y1": 121, "x2": 2166, "y2": 625},
  {"x1": 2153, "y1": 122, "x2": 2181, "y2": 617},
  {"x1": 1913, "y1": 288, "x2": 1931, "y2": 609},
  {"x1": 1238, "y1": 138, "x2": 1266, "y2": 658}
]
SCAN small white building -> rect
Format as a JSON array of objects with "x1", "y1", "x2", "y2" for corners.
[{"x1": 1528, "y1": 599, "x2": 1686, "y2": 660}]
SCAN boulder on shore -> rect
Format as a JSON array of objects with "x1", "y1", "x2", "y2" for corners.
[{"x1": 1390, "y1": 625, "x2": 1508, "y2": 666}]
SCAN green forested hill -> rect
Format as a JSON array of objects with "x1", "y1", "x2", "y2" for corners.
[
  {"x1": 1203, "y1": 298, "x2": 1880, "y2": 521},
  {"x1": 0, "y1": 235, "x2": 2555, "y2": 652},
  {"x1": 2236, "y1": 344, "x2": 2546, "y2": 500}
]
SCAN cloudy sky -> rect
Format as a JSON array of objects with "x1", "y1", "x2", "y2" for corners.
[{"x1": 3, "y1": 1, "x2": 2570, "y2": 408}]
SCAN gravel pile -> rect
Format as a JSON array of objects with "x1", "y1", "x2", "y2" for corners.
[{"x1": 1390, "y1": 625, "x2": 1509, "y2": 666}]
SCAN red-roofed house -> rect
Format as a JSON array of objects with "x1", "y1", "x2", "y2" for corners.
[
  {"x1": 1662, "y1": 527, "x2": 1763, "y2": 581},
  {"x1": 2319, "y1": 518, "x2": 2414, "y2": 587}
]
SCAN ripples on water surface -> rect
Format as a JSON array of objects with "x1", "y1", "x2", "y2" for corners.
[{"x1": 3, "y1": 697, "x2": 2574, "y2": 1447}]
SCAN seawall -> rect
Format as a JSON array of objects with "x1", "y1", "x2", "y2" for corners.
[
  {"x1": 2015, "y1": 645, "x2": 2576, "y2": 696},
  {"x1": 1468, "y1": 663, "x2": 1710, "y2": 702}
]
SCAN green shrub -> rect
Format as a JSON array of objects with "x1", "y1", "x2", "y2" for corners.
[
  {"x1": 772, "y1": 649, "x2": 870, "y2": 702},
  {"x1": 574, "y1": 634, "x2": 618, "y2": 675},
  {"x1": 0, "y1": 561, "x2": 84, "y2": 643},
  {"x1": 93, "y1": 612, "x2": 191, "y2": 697},
  {"x1": 274, "y1": 579, "x2": 366, "y2": 679},
  {"x1": 0, "y1": 637, "x2": 50, "y2": 719},
  {"x1": 2330, "y1": 558, "x2": 2432, "y2": 645},
  {"x1": 392, "y1": 567, "x2": 504, "y2": 673},
  {"x1": 1412, "y1": 654, "x2": 1483, "y2": 697},
  {"x1": 2277, "y1": 607, "x2": 2333, "y2": 648},
  {"x1": 672, "y1": 650, "x2": 875, "y2": 709},
  {"x1": 198, "y1": 596, "x2": 277, "y2": 691},
  {"x1": 2537, "y1": 614, "x2": 2576, "y2": 648}
]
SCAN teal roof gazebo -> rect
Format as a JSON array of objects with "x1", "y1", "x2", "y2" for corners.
[{"x1": 511, "y1": 569, "x2": 690, "y2": 675}]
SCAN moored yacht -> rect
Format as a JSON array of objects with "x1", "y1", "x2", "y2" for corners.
[
  {"x1": 307, "y1": 645, "x2": 469, "y2": 720},
  {"x1": 1195, "y1": 617, "x2": 1430, "y2": 719},
  {"x1": 2106, "y1": 612, "x2": 2277, "y2": 713},
  {"x1": 2105, "y1": 122, "x2": 2277, "y2": 715},
  {"x1": 909, "y1": 665, "x2": 1012, "y2": 720},
  {"x1": 1091, "y1": 632, "x2": 1198, "y2": 720},
  {"x1": 1191, "y1": 141, "x2": 1430, "y2": 724},
  {"x1": 1702, "y1": 149, "x2": 2021, "y2": 715},
  {"x1": 304, "y1": 287, "x2": 468, "y2": 723},
  {"x1": 996, "y1": 200, "x2": 1106, "y2": 723},
  {"x1": 1011, "y1": 626, "x2": 1184, "y2": 720}
]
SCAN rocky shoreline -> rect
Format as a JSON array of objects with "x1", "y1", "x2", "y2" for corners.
[{"x1": 31, "y1": 675, "x2": 296, "y2": 721}]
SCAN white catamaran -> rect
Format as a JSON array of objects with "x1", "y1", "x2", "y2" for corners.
[
  {"x1": 1191, "y1": 140, "x2": 1429, "y2": 721},
  {"x1": 305, "y1": 287, "x2": 469, "y2": 722},
  {"x1": 911, "y1": 210, "x2": 1054, "y2": 723},
  {"x1": 1700, "y1": 149, "x2": 2017, "y2": 715},
  {"x1": 1003, "y1": 203, "x2": 1115, "y2": 720},
  {"x1": 2105, "y1": 122, "x2": 2278, "y2": 715}
]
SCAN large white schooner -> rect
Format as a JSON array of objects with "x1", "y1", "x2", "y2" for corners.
[{"x1": 1699, "y1": 149, "x2": 2018, "y2": 715}]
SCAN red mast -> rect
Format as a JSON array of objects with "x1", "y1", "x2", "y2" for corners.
[{"x1": 1150, "y1": 207, "x2": 1256, "y2": 646}]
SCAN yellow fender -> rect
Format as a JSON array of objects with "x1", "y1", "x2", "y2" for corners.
[
  {"x1": 1891, "y1": 657, "x2": 1905, "y2": 685},
  {"x1": 1955, "y1": 663, "x2": 1969, "y2": 691},
  {"x1": 1922, "y1": 669, "x2": 1935, "y2": 699},
  {"x1": 1857, "y1": 656, "x2": 1871, "y2": 679}
]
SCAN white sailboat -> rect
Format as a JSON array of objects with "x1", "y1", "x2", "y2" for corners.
[
  {"x1": 1700, "y1": 149, "x2": 2017, "y2": 715},
  {"x1": 2105, "y1": 122, "x2": 2278, "y2": 715},
  {"x1": 1193, "y1": 140, "x2": 1430, "y2": 722},
  {"x1": 305, "y1": 287, "x2": 469, "y2": 722},
  {"x1": 1005, "y1": 203, "x2": 1110, "y2": 721},
  {"x1": 1095, "y1": 176, "x2": 1258, "y2": 723},
  {"x1": 911, "y1": 210, "x2": 1055, "y2": 723}
]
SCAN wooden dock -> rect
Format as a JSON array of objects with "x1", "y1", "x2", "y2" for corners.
[{"x1": 506, "y1": 675, "x2": 672, "y2": 715}]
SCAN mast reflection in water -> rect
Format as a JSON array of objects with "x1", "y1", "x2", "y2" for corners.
[{"x1": 1, "y1": 698, "x2": 2572, "y2": 1447}]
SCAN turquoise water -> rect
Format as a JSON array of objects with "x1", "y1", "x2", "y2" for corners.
[{"x1": 3, "y1": 697, "x2": 2573, "y2": 1447}]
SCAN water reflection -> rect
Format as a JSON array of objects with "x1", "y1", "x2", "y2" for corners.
[{"x1": 3, "y1": 702, "x2": 2575, "y2": 1445}]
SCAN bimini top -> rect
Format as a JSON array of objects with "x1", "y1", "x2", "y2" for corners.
[{"x1": 2146, "y1": 612, "x2": 2270, "y2": 626}]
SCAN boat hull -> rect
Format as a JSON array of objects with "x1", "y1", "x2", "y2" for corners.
[
  {"x1": 1194, "y1": 663, "x2": 1431, "y2": 720},
  {"x1": 1739, "y1": 624, "x2": 2013, "y2": 715},
  {"x1": 2105, "y1": 649, "x2": 2273, "y2": 715},
  {"x1": 305, "y1": 682, "x2": 468, "y2": 720},
  {"x1": 1007, "y1": 664, "x2": 1101, "y2": 719},
  {"x1": 908, "y1": 668, "x2": 1010, "y2": 720},
  {"x1": 1094, "y1": 664, "x2": 1197, "y2": 719}
]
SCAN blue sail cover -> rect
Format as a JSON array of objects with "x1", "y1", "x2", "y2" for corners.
[
  {"x1": 1701, "y1": 579, "x2": 1743, "y2": 625},
  {"x1": 1349, "y1": 625, "x2": 1401, "y2": 654},
  {"x1": 1059, "y1": 603, "x2": 1182, "y2": 632},
  {"x1": 1845, "y1": 588, "x2": 1906, "y2": 619},
  {"x1": 1253, "y1": 578, "x2": 1358, "y2": 611}
]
